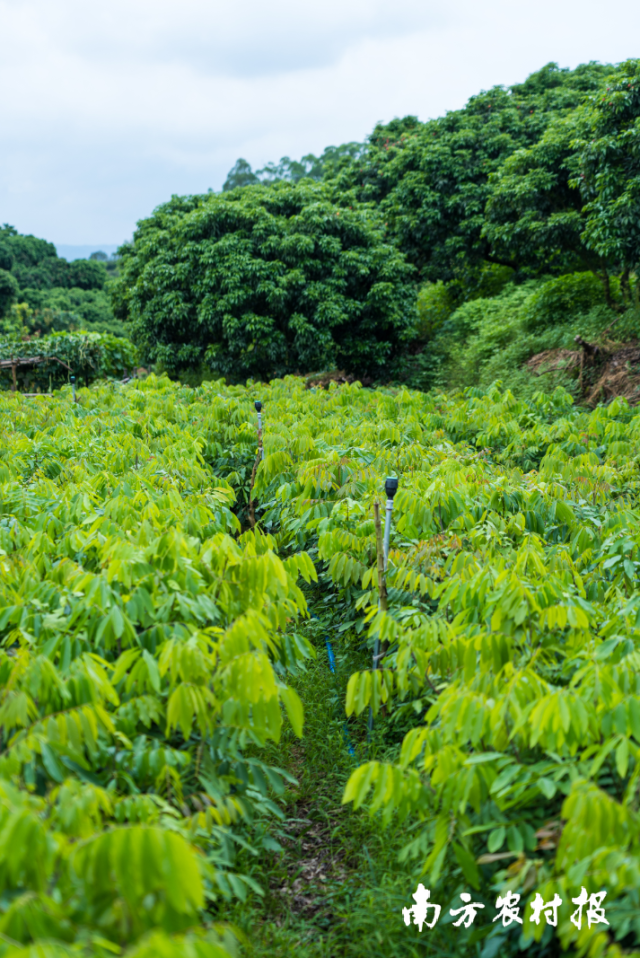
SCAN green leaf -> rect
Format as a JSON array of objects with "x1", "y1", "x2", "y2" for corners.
[
  {"x1": 142, "y1": 650, "x2": 161, "y2": 693},
  {"x1": 40, "y1": 743, "x2": 65, "y2": 783},
  {"x1": 616, "y1": 737, "x2": 629, "y2": 779},
  {"x1": 537, "y1": 777, "x2": 556, "y2": 799},
  {"x1": 453, "y1": 842, "x2": 480, "y2": 889},
  {"x1": 487, "y1": 827, "x2": 506, "y2": 853},
  {"x1": 279, "y1": 686, "x2": 304, "y2": 737}
]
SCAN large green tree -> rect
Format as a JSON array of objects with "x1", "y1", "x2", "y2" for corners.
[
  {"x1": 222, "y1": 143, "x2": 366, "y2": 192},
  {"x1": 330, "y1": 63, "x2": 611, "y2": 294},
  {"x1": 578, "y1": 59, "x2": 640, "y2": 303},
  {"x1": 483, "y1": 60, "x2": 640, "y2": 310},
  {"x1": 0, "y1": 269, "x2": 19, "y2": 318},
  {"x1": 482, "y1": 111, "x2": 599, "y2": 277},
  {"x1": 111, "y1": 182, "x2": 416, "y2": 381}
]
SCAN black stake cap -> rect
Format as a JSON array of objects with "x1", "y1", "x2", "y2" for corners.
[
  {"x1": 254, "y1": 400, "x2": 262, "y2": 412},
  {"x1": 385, "y1": 477, "x2": 399, "y2": 499},
  {"x1": 70, "y1": 376, "x2": 75, "y2": 383}
]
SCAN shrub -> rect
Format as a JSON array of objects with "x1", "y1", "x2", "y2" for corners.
[
  {"x1": 415, "y1": 281, "x2": 453, "y2": 341},
  {"x1": 523, "y1": 270, "x2": 606, "y2": 330},
  {"x1": 0, "y1": 330, "x2": 138, "y2": 391},
  {"x1": 404, "y1": 274, "x2": 623, "y2": 398}
]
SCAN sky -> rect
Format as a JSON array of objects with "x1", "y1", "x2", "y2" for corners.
[{"x1": 1, "y1": 0, "x2": 639, "y2": 252}]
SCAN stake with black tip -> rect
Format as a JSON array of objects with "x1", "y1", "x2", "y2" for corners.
[
  {"x1": 254, "y1": 400, "x2": 264, "y2": 459},
  {"x1": 383, "y1": 477, "x2": 398, "y2": 570},
  {"x1": 368, "y1": 476, "x2": 399, "y2": 735},
  {"x1": 249, "y1": 400, "x2": 264, "y2": 530}
]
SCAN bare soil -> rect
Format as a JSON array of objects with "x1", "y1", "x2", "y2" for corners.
[{"x1": 525, "y1": 340, "x2": 640, "y2": 406}]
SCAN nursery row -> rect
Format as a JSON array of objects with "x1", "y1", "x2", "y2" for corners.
[
  {"x1": 243, "y1": 376, "x2": 640, "y2": 956},
  {"x1": 0, "y1": 377, "x2": 316, "y2": 958},
  {"x1": 3, "y1": 374, "x2": 640, "y2": 956}
]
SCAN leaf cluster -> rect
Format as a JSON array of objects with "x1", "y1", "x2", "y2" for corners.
[
  {"x1": 0, "y1": 332, "x2": 138, "y2": 392},
  {"x1": 214, "y1": 374, "x2": 640, "y2": 955},
  {"x1": 0, "y1": 375, "x2": 320, "y2": 955}
]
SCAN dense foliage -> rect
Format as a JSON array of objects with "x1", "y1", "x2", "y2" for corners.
[
  {"x1": 0, "y1": 225, "x2": 125, "y2": 339},
  {"x1": 6, "y1": 371, "x2": 640, "y2": 955},
  {"x1": 332, "y1": 63, "x2": 612, "y2": 287},
  {"x1": 484, "y1": 61, "x2": 640, "y2": 303},
  {"x1": 243, "y1": 375, "x2": 640, "y2": 956},
  {"x1": 113, "y1": 59, "x2": 639, "y2": 392},
  {"x1": 578, "y1": 61, "x2": 640, "y2": 286},
  {"x1": 224, "y1": 62, "x2": 631, "y2": 293},
  {"x1": 0, "y1": 331, "x2": 138, "y2": 392},
  {"x1": 110, "y1": 182, "x2": 416, "y2": 382},
  {"x1": 0, "y1": 376, "x2": 318, "y2": 958},
  {"x1": 408, "y1": 269, "x2": 640, "y2": 399}
]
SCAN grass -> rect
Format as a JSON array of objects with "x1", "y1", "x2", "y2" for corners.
[{"x1": 216, "y1": 614, "x2": 463, "y2": 958}]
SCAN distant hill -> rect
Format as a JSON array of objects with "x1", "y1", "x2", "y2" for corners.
[
  {"x1": 55, "y1": 244, "x2": 121, "y2": 261},
  {"x1": 0, "y1": 226, "x2": 126, "y2": 338}
]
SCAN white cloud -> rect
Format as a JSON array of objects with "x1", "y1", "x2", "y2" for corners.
[
  {"x1": 1, "y1": 0, "x2": 444, "y2": 77},
  {"x1": 1, "y1": 0, "x2": 638, "y2": 244}
]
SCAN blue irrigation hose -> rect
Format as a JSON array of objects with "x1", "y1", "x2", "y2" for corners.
[
  {"x1": 324, "y1": 634, "x2": 356, "y2": 758},
  {"x1": 325, "y1": 636, "x2": 337, "y2": 672},
  {"x1": 311, "y1": 614, "x2": 356, "y2": 759}
]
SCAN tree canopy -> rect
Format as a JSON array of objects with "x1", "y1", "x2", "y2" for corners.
[
  {"x1": 579, "y1": 59, "x2": 640, "y2": 293},
  {"x1": 0, "y1": 224, "x2": 108, "y2": 292},
  {"x1": 482, "y1": 60, "x2": 640, "y2": 312},
  {"x1": 329, "y1": 63, "x2": 611, "y2": 292},
  {"x1": 222, "y1": 143, "x2": 366, "y2": 192},
  {"x1": 0, "y1": 225, "x2": 125, "y2": 337},
  {"x1": 111, "y1": 181, "x2": 416, "y2": 382},
  {"x1": 218, "y1": 62, "x2": 622, "y2": 309},
  {"x1": 0, "y1": 269, "x2": 19, "y2": 318}
]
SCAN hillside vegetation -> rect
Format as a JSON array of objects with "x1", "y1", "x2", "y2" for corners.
[
  {"x1": 4, "y1": 59, "x2": 638, "y2": 401},
  {"x1": 110, "y1": 59, "x2": 639, "y2": 400},
  {"x1": 0, "y1": 225, "x2": 125, "y2": 340}
]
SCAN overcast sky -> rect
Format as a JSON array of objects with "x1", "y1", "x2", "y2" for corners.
[{"x1": 1, "y1": 0, "x2": 639, "y2": 249}]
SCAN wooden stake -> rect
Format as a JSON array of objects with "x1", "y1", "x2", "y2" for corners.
[
  {"x1": 373, "y1": 499, "x2": 390, "y2": 668},
  {"x1": 373, "y1": 501, "x2": 388, "y2": 614},
  {"x1": 248, "y1": 419, "x2": 263, "y2": 530}
]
